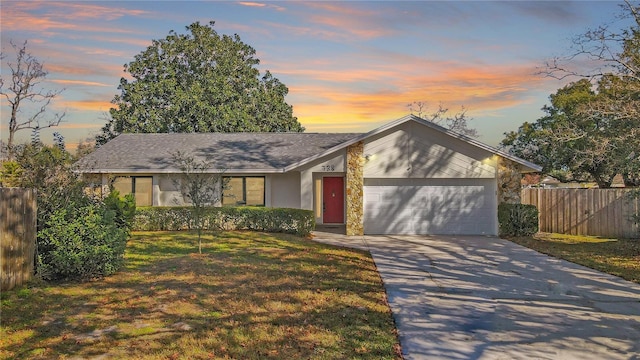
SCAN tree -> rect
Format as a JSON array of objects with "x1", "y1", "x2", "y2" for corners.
[
  {"x1": 74, "y1": 138, "x2": 97, "y2": 158},
  {"x1": 501, "y1": 78, "x2": 639, "y2": 188},
  {"x1": 97, "y1": 21, "x2": 303, "y2": 145},
  {"x1": 408, "y1": 101, "x2": 479, "y2": 138},
  {"x1": 170, "y1": 151, "x2": 224, "y2": 254},
  {"x1": 581, "y1": 74, "x2": 640, "y2": 186},
  {"x1": 505, "y1": 1, "x2": 640, "y2": 187},
  {"x1": 1, "y1": 41, "x2": 65, "y2": 159},
  {"x1": 544, "y1": 1, "x2": 640, "y2": 82},
  {"x1": 536, "y1": 1, "x2": 640, "y2": 186}
]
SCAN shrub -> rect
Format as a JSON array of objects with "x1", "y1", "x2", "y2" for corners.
[
  {"x1": 7, "y1": 144, "x2": 132, "y2": 282},
  {"x1": 134, "y1": 206, "x2": 315, "y2": 236},
  {"x1": 0, "y1": 161, "x2": 23, "y2": 187},
  {"x1": 498, "y1": 203, "x2": 539, "y2": 237},
  {"x1": 103, "y1": 190, "x2": 136, "y2": 232},
  {"x1": 37, "y1": 205, "x2": 128, "y2": 281}
]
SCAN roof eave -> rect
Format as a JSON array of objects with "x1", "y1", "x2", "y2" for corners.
[
  {"x1": 284, "y1": 115, "x2": 416, "y2": 171},
  {"x1": 77, "y1": 168, "x2": 286, "y2": 174},
  {"x1": 285, "y1": 114, "x2": 542, "y2": 173}
]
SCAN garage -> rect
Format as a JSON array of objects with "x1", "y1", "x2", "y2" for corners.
[{"x1": 363, "y1": 178, "x2": 497, "y2": 235}]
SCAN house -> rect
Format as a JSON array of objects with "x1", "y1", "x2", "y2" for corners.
[
  {"x1": 77, "y1": 115, "x2": 541, "y2": 236},
  {"x1": 540, "y1": 175, "x2": 561, "y2": 188}
]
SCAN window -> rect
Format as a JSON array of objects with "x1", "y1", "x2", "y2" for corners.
[
  {"x1": 112, "y1": 176, "x2": 153, "y2": 206},
  {"x1": 222, "y1": 176, "x2": 265, "y2": 206}
]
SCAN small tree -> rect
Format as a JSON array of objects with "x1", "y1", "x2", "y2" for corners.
[
  {"x1": 170, "y1": 151, "x2": 224, "y2": 254},
  {"x1": 1, "y1": 41, "x2": 65, "y2": 159}
]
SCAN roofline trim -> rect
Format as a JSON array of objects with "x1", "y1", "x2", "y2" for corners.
[
  {"x1": 77, "y1": 168, "x2": 286, "y2": 174},
  {"x1": 407, "y1": 116, "x2": 543, "y2": 172},
  {"x1": 285, "y1": 114, "x2": 542, "y2": 172},
  {"x1": 282, "y1": 117, "x2": 419, "y2": 171}
]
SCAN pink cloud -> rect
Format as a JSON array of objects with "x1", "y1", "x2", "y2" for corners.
[
  {"x1": 56, "y1": 123, "x2": 103, "y2": 130},
  {"x1": 46, "y1": 62, "x2": 122, "y2": 78},
  {"x1": 296, "y1": 2, "x2": 396, "y2": 40},
  {"x1": 284, "y1": 58, "x2": 544, "y2": 133},
  {"x1": 2, "y1": 1, "x2": 151, "y2": 35},
  {"x1": 237, "y1": 2, "x2": 285, "y2": 11},
  {"x1": 49, "y1": 79, "x2": 111, "y2": 87}
]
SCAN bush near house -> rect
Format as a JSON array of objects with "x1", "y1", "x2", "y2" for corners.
[
  {"x1": 133, "y1": 206, "x2": 315, "y2": 236},
  {"x1": 2, "y1": 144, "x2": 136, "y2": 282},
  {"x1": 38, "y1": 204, "x2": 129, "y2": 281},
  {"x1": 498, "y1": 203, "x2": 539, "y2": 237}
]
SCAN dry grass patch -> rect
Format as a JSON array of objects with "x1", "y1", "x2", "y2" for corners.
[
  {"x1": 508, "y1": 232, "x2": 640, "y2": 284},
  {"x1": 1, "y1": 231, "x2": 401, "y2": 359}
]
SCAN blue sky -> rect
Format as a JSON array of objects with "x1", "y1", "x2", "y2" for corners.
[{"x1": 0, "y1": 1, "x2": 632, "y2": 149}]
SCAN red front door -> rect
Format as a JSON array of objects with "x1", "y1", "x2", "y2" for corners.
[{"x1": 322, "y1": 177, "x2": 344, "y2": 223}]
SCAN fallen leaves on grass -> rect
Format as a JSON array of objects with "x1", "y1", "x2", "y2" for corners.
[{"x1": 0, "y1": 231, "x2": 400, "y2": 359}]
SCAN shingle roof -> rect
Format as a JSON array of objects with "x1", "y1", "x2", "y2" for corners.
[
  {"x1": 76, "y1": 115, "x2": 542, "y2": 174},
  {"x1": 76, "y1": 132, "x2": 362, "y2": 173}
]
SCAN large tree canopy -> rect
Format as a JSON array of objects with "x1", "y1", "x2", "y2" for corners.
[
  {"x1": 504, "y1": 2, "x2": 640, "y2": 188},
  {"x1": 97, "y1": 21, "x2": 303, "y2": 144},
  {"x1": 502, "y1": 77, "x2": 639, "y2": 188}
]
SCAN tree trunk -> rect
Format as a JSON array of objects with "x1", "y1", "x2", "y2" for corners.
[
  {"x1": 593, "y1": 175, "x2": 614, "y2": 189},
  {"x1": 623, "y1": 173, "x2": 640, "y2": 187}
]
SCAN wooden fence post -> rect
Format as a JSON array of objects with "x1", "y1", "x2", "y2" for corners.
[
  {"x1": 1, "y1": 188, "x2": 37, "y2": 291},
  {"x1": 521, "y1": 188, "x2": 639, "y2": 238}
]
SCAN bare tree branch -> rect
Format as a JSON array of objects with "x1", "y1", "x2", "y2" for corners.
[
  {"x1": 1, "y1": 40, "x2": 65, "y2": 159},
  {"x1": 540, "y1": 1, "x2": 640, "y2": 82},
  {"x1": 407, "y1": 101, "x2": 479, "y2": 138}
]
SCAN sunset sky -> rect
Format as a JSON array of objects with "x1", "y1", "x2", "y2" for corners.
[{"x1": 0, "y1": 1, "x2": 632, "y2": 149}]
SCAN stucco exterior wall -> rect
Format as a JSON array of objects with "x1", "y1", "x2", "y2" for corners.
[
  {"x1": 364, "y1": 121, "x2": 495, "y2": 179},
  {"x1": 497, "y1": 157, "x2": 522, "y2": 204},
  {"x1": 158, "y1": 175, "x2": 183, "y2": 206},
  {"x1": 346, "y1": 141, "x2": 364, "y2": 236},
  {"x1": 270, "y1": 172, "x2": 301, "y2": 208},
  {"x1": 299, "y1": 151, "x2": 346, "y2": 212}
]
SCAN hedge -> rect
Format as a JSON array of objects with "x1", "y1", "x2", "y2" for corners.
[
  {"x1": 498, "y1": 203, "x2": 539, "y2": 237},
  {"x1": 133, "y1": 206, "x2": 315, "y2": 236}
]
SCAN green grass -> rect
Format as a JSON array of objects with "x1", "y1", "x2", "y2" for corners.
[
  {"x1": 508, "y1": 232, "x2": 640, "y2": 284},
  {"x1": 0, "y1": 231, "x2": 401, "y2": 359}
]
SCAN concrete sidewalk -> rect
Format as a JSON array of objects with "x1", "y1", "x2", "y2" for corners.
[{"x1": 312, "y1": 231, "x2": 640, "y2": 360}]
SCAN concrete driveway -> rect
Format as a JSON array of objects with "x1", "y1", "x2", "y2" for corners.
[{"x1": 312, "y1": 232, "x2": 640, "y2": 360}]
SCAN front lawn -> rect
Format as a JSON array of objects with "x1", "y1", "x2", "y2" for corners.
[
  {"x1": 508, "y1": 232, "x2": 640, "y2": 284},
  {"x1": 1, "y1": 231, "x2": 401, "y2": 359}
]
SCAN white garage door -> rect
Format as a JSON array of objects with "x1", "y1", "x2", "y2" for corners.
[{"x1": 364, "y1": 178, "x2": 497, "y2": 235}]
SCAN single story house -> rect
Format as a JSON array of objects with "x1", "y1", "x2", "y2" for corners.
[{"x1": 77, "y1": 115, "x2": 541, "y2": 236}]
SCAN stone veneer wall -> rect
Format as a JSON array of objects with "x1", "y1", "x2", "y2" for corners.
[
  {"x1": 345, "y1": 141, "x2": 364, "y2": 236},
  {"x1": 497, "y1": 157, "x2": 522, "y2": 204}
]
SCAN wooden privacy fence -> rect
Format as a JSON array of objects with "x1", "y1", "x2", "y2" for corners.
[
  {"x1": 1, "y1": 188, "x2": 37, "y2": 291},
  {"x1": 521, "y1": 188, "x2": 639, "y2": 238}
]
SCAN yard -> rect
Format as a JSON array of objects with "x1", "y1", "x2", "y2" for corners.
[
  {"x1": 508, "y1": 232, "x2": 640, "y2": 284},
  {"x1": 0, "y1": 231, "x2": 401, "y2": 359}
]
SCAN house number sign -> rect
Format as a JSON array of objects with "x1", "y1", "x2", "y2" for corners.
[{"x1": 321, "y1": 165, "x2": 335, "y2": 171}]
